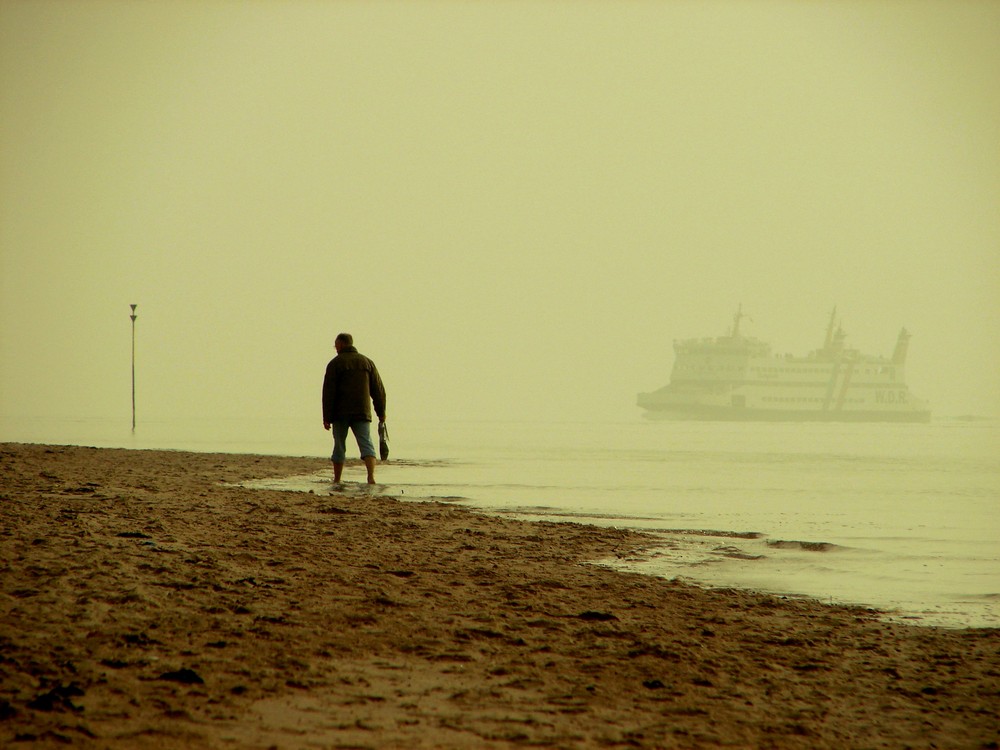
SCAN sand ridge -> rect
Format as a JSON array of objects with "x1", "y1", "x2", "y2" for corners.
[{"x1": 1, "y1": 443, "x2": 997, "y2": 748}]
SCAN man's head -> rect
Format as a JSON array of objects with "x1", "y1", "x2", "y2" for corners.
[{"x1": 334, "y1": 332, "x2": 353, "y2": 353}]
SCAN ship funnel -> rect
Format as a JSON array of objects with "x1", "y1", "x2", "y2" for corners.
[
  {"x1": 832, "y1": 326, "x2": 846, "y2": 354},
  {"x1": 892, "y1": 327, "x2": 911, "y2": 364}
]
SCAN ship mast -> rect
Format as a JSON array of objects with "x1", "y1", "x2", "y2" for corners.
[
  {"x1": 823, "y1": 307, "x2": 838, "y2": 351},
  {"x1": 730, "y1": 304, "x2": 744, "y2": 338}
]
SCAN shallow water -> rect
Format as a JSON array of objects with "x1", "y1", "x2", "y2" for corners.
[{"x1": 4, "y1": 415, "x2": 998, "y2": 628}]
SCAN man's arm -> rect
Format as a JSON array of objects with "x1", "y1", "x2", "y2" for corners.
[
  {"x1": 370, "y1": 365, "x2": 386, "y2": 423},
  {"x1": 322, "y1": 361, "x2": 336, "y2": 429}
]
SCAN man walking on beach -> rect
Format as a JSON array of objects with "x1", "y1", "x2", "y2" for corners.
[{"x1": 322, "y1": 333, "x2": 387, "y2": 484}]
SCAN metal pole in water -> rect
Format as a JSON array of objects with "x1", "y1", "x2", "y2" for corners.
[{"x1": 130, "y1": 304, "x2": 138, "y2": 431}]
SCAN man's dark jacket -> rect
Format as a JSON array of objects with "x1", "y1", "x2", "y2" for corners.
[{"x1": 322, "y1": 347, "x2": 386, "y2": 423}]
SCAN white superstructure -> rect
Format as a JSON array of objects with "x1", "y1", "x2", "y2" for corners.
[{"x1": 637, "y1": 308, "x2": 931, "y2": 422}]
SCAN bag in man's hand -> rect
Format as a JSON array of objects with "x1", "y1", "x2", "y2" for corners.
[{"x1": 378, "y1": 422, "x2": 390, "y2": 461}]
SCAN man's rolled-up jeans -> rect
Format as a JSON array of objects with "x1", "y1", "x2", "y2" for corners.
[{"x1": 331, "y1": 420, "x2": 377, "y2": 463}]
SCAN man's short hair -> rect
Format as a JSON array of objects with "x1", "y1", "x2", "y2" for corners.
[{"x1": 336, "y1": 332, "x2": 353, "y2": 346}]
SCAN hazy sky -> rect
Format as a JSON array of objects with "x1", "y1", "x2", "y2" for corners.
[{"x1": 2, "y1": 0, "x2": 998, "y2": 425}]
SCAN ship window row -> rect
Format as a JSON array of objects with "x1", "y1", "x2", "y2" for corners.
[
  {"x1": 677, "y1": 363, "x2": 896, "y2": 377},
  {"x1": 755, "y1": 367, "x2": 825, "y2": 374},
  {"x1": 761, "y1": 396, "x2": 866, "y2": 404},
  {"x1": 762, "y1": 397, "x2": 823, "y2": 404},
  {"x1": 752, "y1": 367, "x2": 894, "y2": 376},
  {"x1": 675, "y1": 364, "x2": 744, "y2": 372}
]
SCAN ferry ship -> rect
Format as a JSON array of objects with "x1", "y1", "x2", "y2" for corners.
[{"x1": 637, "y1": 308, "x2": 931, "y2": 422}]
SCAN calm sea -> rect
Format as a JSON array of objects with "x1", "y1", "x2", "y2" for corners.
[{"x1": 3, "y1": 415, "x2": 997, "y2": 629}]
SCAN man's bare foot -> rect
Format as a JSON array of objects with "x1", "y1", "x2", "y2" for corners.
[{"x1": 363, "y1": 456, "x2": 376, "y2": 485}]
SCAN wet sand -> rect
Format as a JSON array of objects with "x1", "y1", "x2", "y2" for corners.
[{"x1": 1, "y1": 442, "x2": 997, "y2": 749}]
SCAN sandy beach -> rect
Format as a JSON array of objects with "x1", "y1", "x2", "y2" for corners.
[{"x1": 1, "y1": 443, "x2": 997, "y2": 748}]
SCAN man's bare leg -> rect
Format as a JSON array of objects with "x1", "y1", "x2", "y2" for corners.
[
  {"x1": 363, "y1": 456, "x2": 376, "y2": 484},
  {"x1": 333, "y1": 462, "x2": 344, "y2": 484}
]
